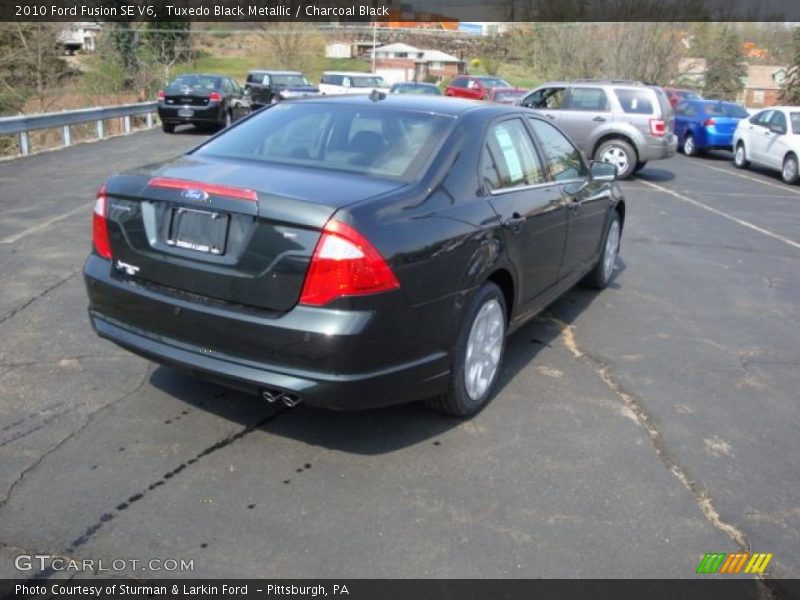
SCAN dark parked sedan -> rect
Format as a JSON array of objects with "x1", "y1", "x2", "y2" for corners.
[
  {"x1": 157, "y1": 73, "x2": 248, "y2": 133},
  {"x1": 85, "y1": 95, "x2": 625, "y2": 416}
]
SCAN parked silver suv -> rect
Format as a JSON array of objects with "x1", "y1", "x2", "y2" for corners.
[{"x1": 519, "y1": 80, "x2": 676, "y2": 178}]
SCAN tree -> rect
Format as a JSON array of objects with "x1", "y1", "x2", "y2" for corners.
[
  {"x1": 255, "y1": 24, "x2": 325, "y2": 78},
  {"x1": 142, "y1": 21, "x2": 191, "y2": 85},
  {"x1": 703, "y1": 26, "x2": 747, "y2": 101},
  {"x1": 780, "y1": 26, "x2": 800, "y2": 105},
  {"x1": 110, "y1": 23, "x2": 140, "y2": 90}
]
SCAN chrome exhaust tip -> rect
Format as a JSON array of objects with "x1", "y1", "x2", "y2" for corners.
[
  {"x1": 282, "y1": 394, "x2": 301, "y2": 408},
  {"x1": 262, "y1": 389, "x2": 302, "y2": 408}
]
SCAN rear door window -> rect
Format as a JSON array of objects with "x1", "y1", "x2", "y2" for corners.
[
  {"x1": 483, "y1": 119, "x2": 546, "y2": 191},
  {"x1": 614, "y1": 89, "x2": 655, "y2": 115},
  {"x1": 567, "y1": 87, "x2": 610, "y2": 111},
  {"x1": 750, "y1": 110, "x2": 774, "y2": 127}
]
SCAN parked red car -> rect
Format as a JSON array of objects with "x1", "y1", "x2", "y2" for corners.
[
  {"x1": 663, "y1": 86, "x2": 703, "y2": 107},
  {"x1": 445, "y1": 75, "x2": 512, "y2": 100}
]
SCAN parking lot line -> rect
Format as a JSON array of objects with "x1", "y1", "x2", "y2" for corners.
[
  {"x1": 0, "y1": 203, "x2": 88, "y2": 245},
  {"x1": 638, "y1": 179, "x2": 800, "y2": 251},
  {"x1": 679, "y1": 157, "x2": 800, "y2": 197}
]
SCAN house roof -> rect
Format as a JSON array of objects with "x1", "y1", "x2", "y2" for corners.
[
  {"x1": 419, "y1": 49, "x2": 462, "y2": 63},
  {"x1": 744, "y1": 65, "x2": 787, "y2": 90},
  {"x1": 372, "y1": 43, "x2": 422, "y2": 56}
]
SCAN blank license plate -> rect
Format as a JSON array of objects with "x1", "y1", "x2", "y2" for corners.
[
  {"x1": 167, "y1": 208, "x2": 229, "y2": 255},
  {"x1": 178, "y1": 108, "x2": 193, "y2": 117}
]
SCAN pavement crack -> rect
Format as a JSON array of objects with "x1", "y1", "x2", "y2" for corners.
[
  {"x1": 60, "y1": 407, "x2": 284, "y2": 560},
  {"x1": 0, "y1": 269, "x2": 80, "y2": 326},
  {"x1": 547, "y1": 316, "x2": 750, "y2": 551},
  {"x1": 0, "y1": 364, "x2": 152, "y2": 510}
]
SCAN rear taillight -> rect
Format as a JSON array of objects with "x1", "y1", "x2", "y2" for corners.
[
  {"x1": 92, "y1": 184, "x2": 112, "y2": 260},
  {"x1": 209, "y1": 91, "x2": 222, "y2": 102},
  {"x1": 299, "y1": 220, "x2": 400, "y2": 306},
  {"x1": 157, "y1": 90, "x2": 165, "y2": 100},
  {"x1": 703, "y1": 118, "x2": 717, "y2": 127},
  {"x1": 649, "y1": 119, "x2": 666, "y2": 137}
]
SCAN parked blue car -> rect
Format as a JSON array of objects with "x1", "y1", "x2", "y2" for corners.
[{"x1": 674, "y1": 99, "x2": 750, "y2": 156}]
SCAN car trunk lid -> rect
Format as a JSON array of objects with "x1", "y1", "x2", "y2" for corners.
[{"x1": 103, "y1": 156, "x2": 404, "y2": 312}]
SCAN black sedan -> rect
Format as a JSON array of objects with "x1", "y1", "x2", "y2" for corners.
[
  {"x1": 157, "y1": 73, "x2": 249, "y2": 133},
  {"x1": 244, "y1": 70, "x2": 320, "y2": 108},
  {"x1": 85, "y1": 95, "x2": 624, "y2": 416}
]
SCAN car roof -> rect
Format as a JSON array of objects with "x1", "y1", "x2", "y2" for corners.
[
  {"x1": 172, "y1": 73, "x2": 226, "y2": 79},
  {"x1": 323, "y1": 71, "x2": 383, "y2": 76},
  {"x1": 291, "y1": 93, "x2": 526, "y2": 117},
  {"x1": 249, "y1": 70, "x2": 303, "y2": 75},
  {"x1": 536, "y1": 80, "x2": 649, "y2": 88}
]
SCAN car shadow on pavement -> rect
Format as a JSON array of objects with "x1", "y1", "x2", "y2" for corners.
[
  {"x1": 148, "y1": 266, "x2": 625, "y2": 456},
  {"x1": 634, "y1": 167, "x2": 676, "y2": 183}
]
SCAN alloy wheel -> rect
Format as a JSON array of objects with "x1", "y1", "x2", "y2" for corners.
[{"x1": 464, "y1": 299, "x2": 504, "y2": 401}]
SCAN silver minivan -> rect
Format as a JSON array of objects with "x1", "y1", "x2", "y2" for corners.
[{"x1": 519, "y1": 80, "x2": 676, "y2": 178}]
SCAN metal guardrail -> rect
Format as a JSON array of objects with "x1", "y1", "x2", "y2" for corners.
[{"x1": 0, "y1": 101, "x2": 159, "y2": 156}]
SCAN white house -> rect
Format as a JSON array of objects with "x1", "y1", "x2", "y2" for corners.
[
  {"x1": 58, "y1": 22, "x2": 101, "y2": 54},
  {"x1": 325, "y1": 41, "x2": 352, "y2": 59}
]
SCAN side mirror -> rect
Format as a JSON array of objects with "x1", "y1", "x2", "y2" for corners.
[
  {"x1": 591, "y1": 161, "x2": 617, "y2": 182},
  {"x1": 770, "y1": 123, "x2": 786, "y2": 135}
]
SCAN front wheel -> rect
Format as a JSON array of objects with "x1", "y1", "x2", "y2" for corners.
[
  {"x1": 734, "y1": 142, "x2": 749, "y2": 169},
  {"x1": 782, "y1": 153, "x2": 799, "y2": 185},
  {"x1": 582, "y1": 212, "x2": 621, "y2": 289},
  {"x1": 425, "y1": 283, "x2": 507, "y2": 417},
  {"x1": 595, "y1": 139, "x2": 636, "y2": 179}
]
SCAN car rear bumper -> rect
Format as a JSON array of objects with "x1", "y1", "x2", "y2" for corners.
[
  {"x1": 83, "y1": 255, "x2": 453, "y2": 410},
  {"x1": 639, "y1": 133, "x2": 677, "y2": 161},
  {"x1": 158, "y1": 105, "x2": 222, "y2": 125},
  {"x1": 699, "y1": 130, "x2": 734, "y2": 149}
]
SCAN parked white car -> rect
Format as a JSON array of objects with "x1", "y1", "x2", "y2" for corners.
[
  {"x1": 319, "y1": 72, "x2": 391, "y2": 95},
  {"x1": 733, "y1": 106, "x2": 800, "y2": 184}
]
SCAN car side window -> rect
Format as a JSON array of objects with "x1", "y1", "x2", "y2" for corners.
[
  {"x1": 770, "y1": 111, "x2": 787, "y2": 133},
  {"x1": 567, "y1": 87, "x2": 609, "y2": 111},
  {"x1": 528, "y1": 118, "x2": 588, "y2": 182},
  {"x1": 522, "y1": 87, "x2": 567, "y2": 110},
  {"x1": 262, "y1": 75, "x2": 270, "y2": 86},
  {"x1": 751, "y1": 110, "x2": 774, "y2": 127},
  {"x1": 482, "y1": 119, "x2": 546, "y2": 191}
]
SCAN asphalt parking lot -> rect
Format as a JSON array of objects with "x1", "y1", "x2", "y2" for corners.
[{"x1": 0, "y1": 128, "x2": 798, "y2": 581}]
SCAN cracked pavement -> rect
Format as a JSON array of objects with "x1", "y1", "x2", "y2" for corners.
[{"x1": 0, "y1": 130, "x2": 798, "y2": 582}]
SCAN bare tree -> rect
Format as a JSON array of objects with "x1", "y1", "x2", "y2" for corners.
[{"x1": 255, "y1": 24, "x2": 326, "y2": 78}]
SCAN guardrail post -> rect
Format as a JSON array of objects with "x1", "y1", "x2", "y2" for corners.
[
  {"x1": 19, "y1": 131, "x2": 30, "y2": 155},
  {"x1": 146, "y1": 112, "x2": 153, "y2": 128},
  {"x1": 62, "y1": 125, "x2": 71, "y2": 147},
  {"x1": 96, "y1": 119, "x2": 104, "y2": 139},
  {"x1": 123, "y1": 115, "x2": 131, "y2": 133}
]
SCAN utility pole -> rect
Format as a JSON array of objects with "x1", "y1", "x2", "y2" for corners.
[{"x1": 372, "y1": 21, "x2": 377, "y2": 72}]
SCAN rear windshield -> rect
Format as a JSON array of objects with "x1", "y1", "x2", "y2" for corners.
[
  {"x1": 393, "y1": 84, "x2": 440, "y2": 95},
  {"x1": 702, "y1": 102, "x2": 749, "y2": 118},
  {"x1": 194, "y1": 103, "x2": 453, "y2": 181},
  {"x1": 351, "y1": 76, "x2": 388, "y2": 88},
  {"x1": 614, "y1": 89, "x2": 655, "y2": 114},
  {"x1": 493, "y1": 90, "x2": 526, "y2": 102},
  {"x1": 272, "y1": 74, "x2": 310, "y2": 86},
  {"x1": 480, "y1": 77, "x2": 511, "y2": 88},
  {"x1": 792, "y1": 113, "x2": 800, "y2": 134},
  {"x1": 167, "y1": 75, "x2": 221, "y2": 92}
]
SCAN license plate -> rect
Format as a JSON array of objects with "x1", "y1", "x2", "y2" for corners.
[
  {"x1": 178, "y1": 108, "x2": 193, "y2": 117},
  {"x1": 167, "y1": 208, "x2": 229, "y2": 255}
]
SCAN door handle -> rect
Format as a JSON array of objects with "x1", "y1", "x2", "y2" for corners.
[
  {"x1": 504, "y1": 213, "x2": 526, "y2": 232},
  {"x1": 593, "y1": 116, "x2": 606, "y2": 122}
]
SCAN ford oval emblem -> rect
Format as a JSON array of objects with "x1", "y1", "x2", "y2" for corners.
[{"x1": 181, "y1": 188, "x2": 209, "y2": 202}]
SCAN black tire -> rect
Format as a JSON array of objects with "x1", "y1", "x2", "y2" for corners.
[
  {"x1": 594, "y1": 139, "x2": 637, "y2": 180},
  {"x1": 682, "y1": 133, "x2": 698, "y2": 157},
  {"x1": 634, "y1": 161, "x2": 648, "y2": 173},
  {"x1": 734, "y1": 142, "x2": 749, "y2": 169},
  {"x1": 582, "y1": 212, "x2": 621, "y2": 289},
  {"x1": 162, "y1": 123, "x2": 175, "y2": 134},
  {"x1": 218, "y1": 109, "x2": 232, "y2": 131},
  {"x1": 782, "y1": 153, "x2": 799, "y2": 185},
  {"x1": 425, "y1": 283, "x2": 507, "y2": 417}
]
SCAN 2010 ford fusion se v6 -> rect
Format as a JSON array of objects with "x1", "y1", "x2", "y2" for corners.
[{"x1": 84, "y1": 94, "x2": 625, "y2": 417}]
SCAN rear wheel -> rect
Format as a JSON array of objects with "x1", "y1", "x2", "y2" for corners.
[
  {"x1": 734, "y1": 142, "x2": 749, "y2": 169},
  {"x1": 595, "y1": 139, "x2": 636, "y2": 180},
  {"x1": 682, "y1": 133, "x2": 698, "y2": 157},
  {"x1": 782, "y1": 153, "x2": 799, "y2": 185},
  {"x1": 582, "y1": 212, "x2": 621, "y2": 289},
  {"x1": 425, "y1": 283, "x2": 507, "y2": 417},
  {"x1": 162, "y1": 123, "x2": 175, "y2": 134}
]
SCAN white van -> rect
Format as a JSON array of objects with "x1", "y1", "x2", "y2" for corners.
[{"x1": 319, "y1": 71, "x2": 391, "y2": 95}]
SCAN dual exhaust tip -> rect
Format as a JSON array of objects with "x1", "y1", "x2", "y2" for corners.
[{"x1": 262, "y1": 389, "x2": 302, "y2": 408}]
